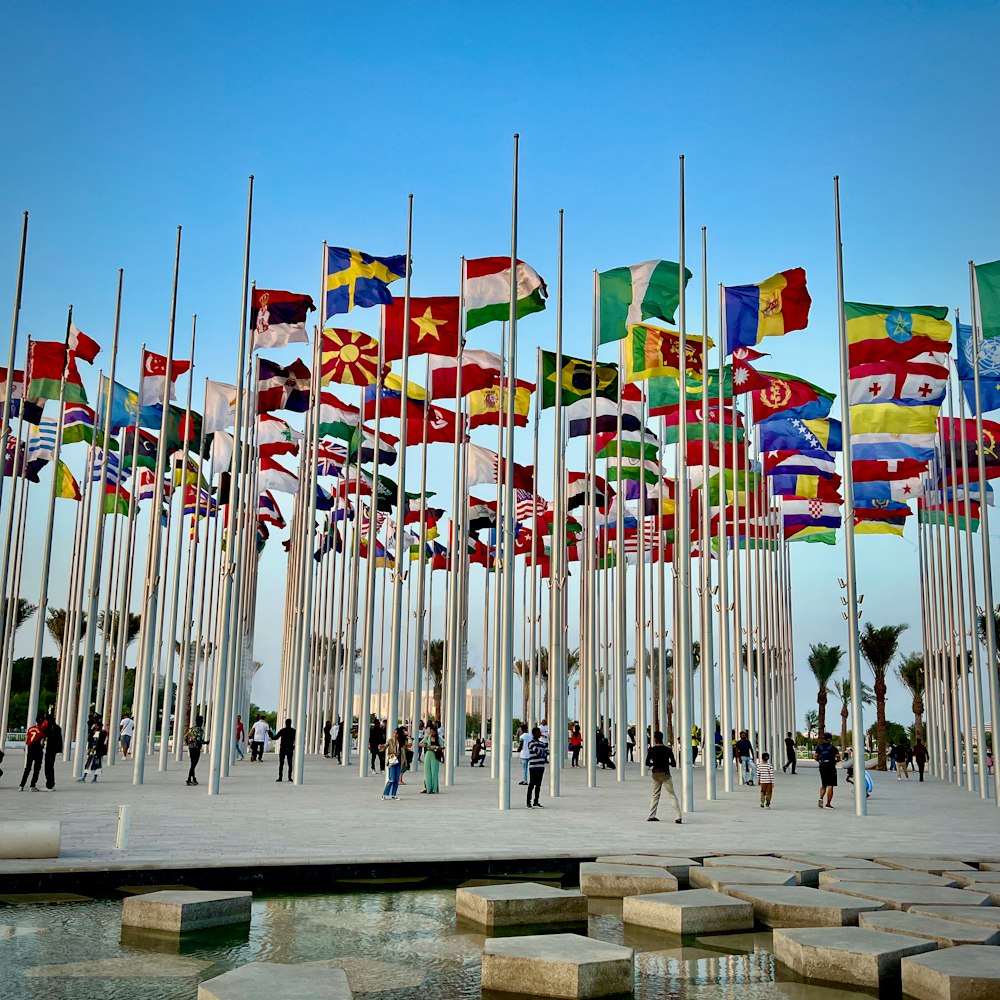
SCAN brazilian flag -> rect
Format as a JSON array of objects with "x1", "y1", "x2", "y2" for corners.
[{"x1": 541, "y1": 350, "x2": 618, "y2": 409}]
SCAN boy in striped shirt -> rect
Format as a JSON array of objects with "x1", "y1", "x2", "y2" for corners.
[{"x1": 757, "y1": 752, "x2": 775, "y2": 808}]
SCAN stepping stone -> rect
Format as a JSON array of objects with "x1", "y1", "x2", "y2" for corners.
[
  {"x1": 779, "y1": 854, "x2": 889, "y2": 871},
  {"x1": 198, "y1": 962, "x2": 352, "y2": 999},
  {"x1": 481, "y1": 932, "x2": 633, "y2": 999},
  {"x1": 772, "y1": 926, "x2": 936, "y2": 989},
  {"x1": 720, "y1": 885, "x2": 886, "y2": 927},
  {"x1": 819, "y1": 868, "x2": 961, "y2": 888},
  {"x1": 944, "y1": 870, "x2": 1000, "y2": 887},
  {"x1": 27, "y1": 956, "x2": 213, "y2": 979},
  {"x1": 961, "y1": 884, "x2": 1000, "y2": 905},
  {"x1": 860, "y1": 910, "x2": 1000, "y2": 946},
  {"x1": 872, "y1": 856, "x2": 976, "y2": 875},
  {"x1": 623, "y1": 889, "x2": 754, "y2": 935},
  {"x1": 455, "y1": 883, "x2": 586, "y2": 928},
  {"x1": 118, "y1": 885, "x2": 196, "y2": 896},
  {"x1": 121, "y1": 890, "x2": 252, "y2": 934},
  {"x1": 822, "y1": 883, "x2": 992, "y2": 911},
  {"x1": 689, "y1": 866, "x2": 797, "y2": 892},
  {"x1": 595, "y1": 855, "x2": 695, "y2": 879},
  {"x1": 981, "y1": 862, "x2": 1000, "y2": 872},
  {"x1": 703, "y1": 855, "x2": 821, "y2": 885},
  {"x1": 578, "y1": 862, "x2": 677, "y2": 898},
  {"x1": 901, "y1": 944, "x2": 1000, "y2": 1000},
  {"x1": 0, "y1": 893, "x2": 91, "y2": 905},
  {"x1": 908, "y1": 906, "x2": 1000, "y2": 930}
]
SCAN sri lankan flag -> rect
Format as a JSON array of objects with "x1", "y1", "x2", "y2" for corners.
[
  {"x1": 540, "y1": 350, "x2": 618, "y2": 409},
  {"x1": 624, "y1": 323, "x2": 712, "y2": 383},
  {"x1": 845, "y1": 302, "x2": 951, "y2": 367}
]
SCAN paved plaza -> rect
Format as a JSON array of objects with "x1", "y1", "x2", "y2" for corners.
[{"x1": 1, "y1": 753, "x2": 997, "y2": 877}]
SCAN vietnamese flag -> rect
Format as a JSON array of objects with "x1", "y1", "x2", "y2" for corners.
[
  {"x1": 26, "y1": 341, "x2": 88, "y2": 405},
  {"x1": 383, "y1": 296, "x2": 460, "y2": 362}
]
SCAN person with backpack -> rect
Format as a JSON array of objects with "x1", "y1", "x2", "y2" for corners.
[
  {"x1": 19, "y1": 714, "x2": 47, "y2": 791},
  {"x1": 43, "y1": 710, "x2": 63, "y2": 791},
  {"x1": 645, "y1": 730, "x2": 681, "y2": 823},
  {"x1": 815, "y1": 732, "x2": 841, "y2": 808},
  {"x1": 184, "y1": 715, "x2": 208, "y2": 785}
]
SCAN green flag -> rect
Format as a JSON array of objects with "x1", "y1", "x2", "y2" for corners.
[
  {"x1": 540, "y1": 350, "x2": 619, "y2": 408},
  {"x1": 599, "y1": 260, "x2": 693, "y2": 344},
  {"x1": 976, "y1": 259, "x2": 1000, "y2": 340},
  {"x1": 648, "y1": 366, "x2": 734, "y2": 412}
]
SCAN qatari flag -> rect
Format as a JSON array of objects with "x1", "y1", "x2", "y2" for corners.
[{"x1": 251, "y1": 289, "x2": 315, "y2": 351}]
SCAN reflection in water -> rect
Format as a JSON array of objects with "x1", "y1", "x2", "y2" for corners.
[{"x1": 0, "y1": 888, "x2": 882, "y2": 1000}]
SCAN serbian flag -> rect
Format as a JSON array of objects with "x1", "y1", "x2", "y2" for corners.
[
  {"x1": 724, "y1": 268, "x2": 811, "y2": 355},
  {"x1": 69, "y1": 322, "x2": 101, "y2": 364},
  {"x1": 250, "y1": 289, "x2": 315, "y2": 351},
  {"x1": 140, "y1": 350, "x2": 192, "y2": 406},
  {"x1": 383, "y1": 296, "x2": 460, "y2": 362}
]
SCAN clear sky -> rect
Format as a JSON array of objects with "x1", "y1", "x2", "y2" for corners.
[{"x1": 2, "y1": 1, "x2": 998, "y2": 731}]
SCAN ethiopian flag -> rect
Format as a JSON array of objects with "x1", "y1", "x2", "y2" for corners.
[
  {"x1": 464, "y1": 257, "x2": 547, "y2": 331},
  {"x1": 724, "y1": 268, "x2": 811, "y2": 354},
  {"x1": 54, "y1": 460, "x2": 81, "y2": 500},
  {"x1": 845, "y1": 302, "x2": 951, "y2": 356},
  {"x1": 624, "y1": 323, "x2": 711, "y2": 383},
  {"x1": 599, "y1": 260, "x2": 692, "y2": 344},
  {"x1": 540, "y1": 351, "x2": 618, "y2": 409}
]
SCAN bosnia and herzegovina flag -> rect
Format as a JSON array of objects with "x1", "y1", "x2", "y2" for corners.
[
  {"x1": 724, "y1": 268, "x2": 811, "y2": 355},
  {"x1": 325, "y1": 247, "x2": 406, "y2": 316}
]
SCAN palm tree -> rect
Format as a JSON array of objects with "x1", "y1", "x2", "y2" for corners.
[
  {"x1": 97, "y1": 611, "x2": 142, "y2": 653},
  {"x1": 976, "y1": 606, "x2": 1000, "y2": 667},
  {"x1": 807, "y1": 643, "x2": 844, "y2": 738},
  {"x1": 833, "y1": 677, "x2": 875, "y2": 754},
  {"x1": 859, "y1": 622, "x2": 909, "y2": 770},
  {"x1": 422, "y1": 639, "x2": 474, "y2": 723},
  {"x1": 45, "y1": 608, "x2": 88, "y2": 654},
  {"x1": 3, "y1": 597, "x2": 37, "y2": 637},
  {"x1": 804, "y1": 709, "x2": 819, "y2": 747},
  {"x1": 896, "y1": 652, "x2": 926, "y2": 743}
]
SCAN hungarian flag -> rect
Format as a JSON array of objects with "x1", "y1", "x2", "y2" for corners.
[
  {"x1": 321, "y1": 328, "x2": 385, "y2": 386},
  {"x1": 624, "y1": 323, "x2": 709, "y2": 383},
  {"x1": 751, "y1": 373, "x2": 834, "y2": 422},
  {"x1": 68, "y1": 323, "x2": 101, "y2": 364},
  {"x1": 464, "y1": 257, "x2": 547, "y2": 331},
  {"x1": 140, "y1": 350, "x2": 192, "y2": 407},
  {"x1": 466, "y1": 443, "x2": 534, "y2": 492},
  {"x1": 427, "y1": 350, "x2": 502, "y2": 400},
  {"x1": 258, "y1": 456, "x2": 299, "y2": 494},
  {"x1": 541, "y1": 351, "x2": 618, "y2": 408},
  {"x1": 257, "y1": 358, "x2": 311, "y2": 413},
  {"x1": 383, "y1": 296, "x2": 460, "y2": 361},
  {"x1": 468, "y1": 380, "x2": 532, "y2": 429},
  {"x1": 250, "y1": 289, "x2": 315, "y2": 351},
  {"x1": 319, "y1": 393, "x2": 362, "y2": 440},
  {"x1": 724, "y1": 268, "x2": 812, "y2": 354},
  {"x1": 258, "y1": 414, "x2": 302, "y2": 458},
  {"x1": 26, "y1": 341, "x2": 88, "y2": 405}
]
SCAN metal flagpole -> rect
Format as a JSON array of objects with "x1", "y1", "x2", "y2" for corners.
[
  {"x1": 833, "y1": 175, "x2": 866, "y2": 816},
  {"x1": 586, "y1": 272, "x2": 599, "y2": 791},
  {"x1": 717, "y1": 285, "x2": 733, "y2": 792},
  {"x1": 614, "y1": 340, "x2": 627, "y2": 783},
  {"x1": 700, "y1": 225, "x2": 716, "y2": 800},
  {"x1": 340, "y1": 446, "x2": 365, "y2": 765},
  {"x1": 0, "y1": 212, "x2": 27, "y2": 522},
  {"x1": 409, "y1": 356, "x2": 433, "y2": 739}
]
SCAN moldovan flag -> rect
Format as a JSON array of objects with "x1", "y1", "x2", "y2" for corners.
[
  {"x1": 68, "y1": 323, "x2": 101, "y2": 364},
  {"x1": 464, "y1": 258, "x2": 547, "y2": 331},
  {"x1": 26, "y1": 341, "x2": 88, "y2": 405},
  {"x1": 466, "y1": 443, "x2": 534, "y2": 491},
  {"x1": 54, "y1": 460, "x2": 81, "y2": 500},
  {"x1": 468, "y1": 381, "x2": 532, "y2": 429},
  {"x1": 250, "y1": 289, "x2": 315, "y2": 350},
  {"x1": 427, "y1": 350, "x2": 502, "y2": 400},
  {"x1": 383, "y1": 296, "x2": 460, "y2": 361},
  {"x1": 724, "y1": 268, "x2": 811, "y2": 354},
  {"x1": 140, "y1": 350, "x2": 191, "y2": 406},
  {"x1": 599, "y1": 260, "x2": 692, "y2": 344}
]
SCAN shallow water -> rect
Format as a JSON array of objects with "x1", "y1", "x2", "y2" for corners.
[{"x1": 0, "y1": 887, "x2": 880, "y2": 1000}]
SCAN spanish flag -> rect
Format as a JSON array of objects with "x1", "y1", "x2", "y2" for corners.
[
  {"x1": 724, "y1": 268, "x2": 811, "y2": 355},
  {"x1": 468, "y1": 381, "x2": 532, "y2": 429}
]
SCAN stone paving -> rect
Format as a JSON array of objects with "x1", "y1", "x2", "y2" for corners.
[{"x1": 0, "y1": 753, "x2": 997, "y2": 874}]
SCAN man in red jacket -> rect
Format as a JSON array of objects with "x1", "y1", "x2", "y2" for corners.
[{"x1": 19, "y1": 714, "x2": 48, "y2": 792}]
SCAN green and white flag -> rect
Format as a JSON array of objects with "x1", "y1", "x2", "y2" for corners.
[{"x1": 599, "y1": 259, "x2": 692, "y2": 344}]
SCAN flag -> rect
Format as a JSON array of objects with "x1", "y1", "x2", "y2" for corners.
[
  {"x1": 540, "y1": 351, "x2": 618, "y2": 408},
  {"x1": 99, "y1": 380, "x2": 152, "y2": 431},
  {"x1": 27, "y1": 418, "x2": 58, "y2": 469},
  {"x1": 62, "y1": 403, "x2": 101, "y2": 445},
  {"x1": 852, "y1": 478, "x2": 922, "y2": 503},
  {"x1": 348, "y1": 425, "x2": 398, "y2": 466},
  {"x1": 567, "y1": 471, "x2": 612, "y2": 509},
  {"x1": 765, "y1": 449, "x2": 837, "y2": 478},
  {"x1": 724, "y1": 268, "x2": 811, "y2": 354},
  {"x1": 257, "y1": 358, "x2": 311, "y2": 413},
  {"x1": 624, "y1": 323, "x2": 710, "y2": 383},
  {"x1": 427, "y1": 350, "x2": 502, "y2": 399},
  {"x1": 155, "y1": 403, "x2": 204, "y2": 454},
  {"x1": 26, "y1": 341, "x2": 87, "y2": 405},
  {"x1": 648, "y1": 367, "x2": 733, "y2": 413},
  {"x1": 975, "y1": 259, "x2": 1000, "y2": 340},
  {"x1": 258, "y1": 491, "x2": 286, "y2": 529},
  {"x1": 103, "y1": 483, "x2": 131, "y2": 516},
  {"x1": 849, "y1": 404, "x2": 939, "y2": 436},
  {"x1": 918, "y1": 497, "x2": 980, "y2": 532},
  {"x1": 786, "y1": 525, "x2": 837, "y2": 544},
  {"x1": 320, "y1": 328, "x2": 384, "y2": 386},
  {"x1": 661, "y1": 402, "x2": 743, "y2": 444},
  {"x1": 599, "y1": 260, "x2": 692, "y2": 344},
  {"x1": 122, "y1": 427, "x2": 158, "y2": 469},
  {"x1": 383, "y1": 296, "x2": 460, "y2": 361},
  {"x1": 955, "y1": 322, "x2": 1000, "y2": 415},
  {"x1": 407, "y1": 403, "x2": 460, "y2": 445},
  {"x1": 596, "y1": 427, "x2": 659, "y2": 461},
  {"x1": 769, "y1": 474, "x2": 843, "y2": 500},
  {"x1": 204, "y1": 381, "x2": 237, "y2": 434},
  {"x1": 851, "y1": 432, "x2": 937, "y2": 462},
  {"x1": 845, "y1": 302, "x2": 952, "y2": 358},
  {"x1": 605, "y1": 454, "x2": 661, "y2": 484},
  {"x1": 135, "y1": 468, "x2": 166, "y2": 502},
  {"x1": 750, "y1": 372, "x2": 834, "y2": 422},
  {"x1": 962, "y1": 378, "x2": 1000, "y2": 417},
  {"x1": 756, "y1": 416, "x2": 842, "y2": 453},
  {"x1": 848, "y1": 362, "x2": 948, "y2": 407},
  {"x1": 319, "y1": 393, "x2": 362, "y2": 440},
  {"x1": 325, "y1": 246, "x2": 406, "y2": 315},
  {"x1": 210, "y1": 432, "x2": 233, "y2": 476},
  {"x1": 854, "y1": 500, "x2": 911, "y2": 536},
  {"x1": 466, "y1": 443, "x2": 534, "y2": 491},
  {"x1": 54, "y1": 459, "x2": 81, "y2": 500},
  {"x1": 258, "y1": 456, "x2": 299, "y2": 494},
  {"x1": 171, "y1": 455, "x2": 205, "y2": 489},
  {"x1": 781, "y1": 497, "x2": 843, "y2": 530},
  {"x1": 467, "y1": 498, "x2": 496, "y2": 533},
  {"x1": 68, "y1": 323, "x2": 101, "y2": 364},
  {"x1": 464, "y1": 257, "x2": 547, "y2": 330},
  {"x1": 250, "y1": 289, "x2": 314, "y2": 350},
  {"x1": 92, "y1": 448, "x2": 126, "y2": 485},
  {"x1": 468, "y1": 381, "x2": 532, "y2": 429},
  {"x1": 258, "y1": 414, "x2": 302, "y2": 458},
  {"x1": 567, "y1": 395, "x2": 642, "y2": 438},
  {"x1": 363, "y1": 379, "x2": 425, "y2": 420},
  {"x1": 183, "y1": 485, "x2": 216, "y2": 517},
  {"x1": 0, "y1": 368, "x2": 43, "y2": 424},
  {"x1": 852, "y1": 457, "x2": 928, "y2": 482},
  {"x1": 140, "y1": 350, "x2": 191, "y2": 406}
]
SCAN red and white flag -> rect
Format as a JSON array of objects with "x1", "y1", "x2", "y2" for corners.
[
  {"x1": 258, "y1": 456, "x2": 299, "y2": 495},
  {"x1": 69, "y1": 323, "x2": 101, "y2": 364},
  {"x1": 140, "y1": 350, "x2": 192, "y2": 406}
]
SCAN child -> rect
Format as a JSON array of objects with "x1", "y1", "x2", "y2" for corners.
[{"x1": 757, "y1": 751, "x2": 775, "y2": 808}]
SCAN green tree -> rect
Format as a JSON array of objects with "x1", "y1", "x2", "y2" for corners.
[
  {"x1": 833, "y1": 677, "x2": 875, "y2": 753},
  {"x1": 45, "y1": 607, "x2": 88, "y2": 654},
  {"x1": 859, "y1": 622, "x2": 909, "y2": 770},
  {"x1": 976, "y1": 606, "x2": 1000, "y2": 666},
  {"x1": 807, "y1": 643, "x2": 843, "y2": 738},
  {"x1": 803, "y1": 709, "x2": 819, "y2": 747},
  {"x1": 2, "y1": 597, "x2": 37, "y2": 639},
  {"x1": 422, "y1": 639, "x2": 473, "y2": 723},
  {"x1": 7, "y1": 656, "x2": 59, "y2": 728},
  {"x1": 896, "y1": 652, "x2": 926, "y2": 743}
]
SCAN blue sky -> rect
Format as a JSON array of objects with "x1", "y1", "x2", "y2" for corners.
[{"x1": 2, "y1": 1, "x2": 998, "y2": 729}]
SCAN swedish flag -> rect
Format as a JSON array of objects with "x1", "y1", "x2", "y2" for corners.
[{"x1": 325, "y1": 246, "x2": 406, "y2": 316}]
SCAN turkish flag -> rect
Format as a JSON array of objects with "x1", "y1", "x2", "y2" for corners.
[{"x1": 383, "y1": 296, "x2": 460, "y2": 362}]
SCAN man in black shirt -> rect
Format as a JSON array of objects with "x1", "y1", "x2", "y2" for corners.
[
  {"x1": 783, "y1": 731, "x2": 797, "y2": 774},
  {"x1": 645, "y1": 731, "x2": 682, "y2": 824},
  {"x1": 815, "y1": 732, "x2": 840, "y2": 808},
  {"x1": 271, "y1": 718, "x2": 296, "y2": 782}
]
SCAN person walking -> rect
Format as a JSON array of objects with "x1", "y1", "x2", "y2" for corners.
[
  {"x1": 517, "y1": 723, "x2": 530, "y2": 785},
  {"x1": 626, "y1": 725, "x2": 636, "y2": 762},
  {"x1": 569, "y1": 724, "x2": 582, "y2": 767},
  {"x1": 782, "y1": 732, "x2": 797, "y2": 774},
  {"x1": 645, "y1": 730, "x2": 682, "y2": 824},
  {"x1": 815, "y1": 732, "x2": 840, "y2": 808},
  {"x1": 525, "y1": 726, "x2": 548, "y2": 808},
  {"x1": 735, "y1": 730, "x2": 755, "y2": 785},
  {"x1": 119, "y1": 711, "x2": 134, "y2": 759},
  {"x1": 19, "y1": 714, "x2": 47, "y2": 791},
  {"x1": 380, "y1": 726, "x2": 409, "y2": 800},
  {"x1": 271, "y1": 718, "x2": 296, "y2": 782},
  {"x1": 888, "y1": 743, "x2": 898, "y2": 772},
  {"x1": 333, "y1": 717, "x2": 343, "y2": 762},
  {"x1": 234, "y1": 715, "x2": 246, "y2": 761},
  {"x1": 249, "y1": 713, "x2": 269, "y2": 762},
  {"x1": 323, "y1": 720, "x2": 333, "y2": 758},
  {"x1": 43, "y1": 711, "x2": 63, "y2": 791},
  {"x1": 421, "y1": 723, "x2": 443, "y2": 793},
  {"x1": 913, "y1": 738, "x2": 928, "y2": 781},
  {"x1": 184, "y1": 715, "x2": 208, "y2": 785},
  {"x1": 757, "y1": 752, "x2": 775, "y2": 808},
  {"x1": 896, "y1": 739, "x2": 911, "y2": 781},
  {"x1": 78, "y1": 720, "x2": 109, "y2": 783}
]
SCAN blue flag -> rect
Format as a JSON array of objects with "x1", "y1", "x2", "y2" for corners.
[
  {"x1": 99, "y1": 380, "x2": 162, "y2": 431},
  {"x1": 325, "y1": 246, "x2": 406, "y2": 316}
]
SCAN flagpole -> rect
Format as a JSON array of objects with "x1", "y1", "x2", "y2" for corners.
[
  {"x1": 613, "y1": 338, "x2": 627, "y2": 784},
  {"x1": 94, "y1": 442, "x2": 123, "y2": 720},
  {"x1": 833, "y1": 176, "x2": 866, "y2": 816},
  {"x1": 489, "y1": 323, "x2": 506, "y2": 780},
  {"x1": 923, "y1": 457, "x2": 948, "y2": 778},
  {"x1": 550, "y1": 211, "x2": 565, "y2": 798},
  {"x1": 410, "y1": 355, "x2": 433, "y2": 743},
  {"x1": 586, "y1": 271, "x2": 599, "y2": 791},
  {"x1": 340, "y1": 448, "x2": 365, "y2": 765},
  {"x1": 717, "y1": 284, "x2": 733, "y2": 792},
  {"x1": 0, "y1": 464, "x2": 31, "y2": 745},
  {"x1": 0, "y1": 211, "x2": 28, "y2": 517}
]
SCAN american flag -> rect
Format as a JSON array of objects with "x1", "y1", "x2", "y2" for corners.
[{"x1": 514, "y1": 488, "x2": 549, "y2": 522}]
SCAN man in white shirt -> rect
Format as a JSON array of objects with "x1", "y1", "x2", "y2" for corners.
[
  {"x1": 249, "y1": 714, "x2": 270, "y2": 762},
  {"x1": 332, "y1": 718, "x2": 342, "y2": 762},
  {"x1": 517, "y1": 724, "x2": 531, "y2": 785},
  {"x1": 119, "y1": 714, "x2": 135, "y2": 759}
]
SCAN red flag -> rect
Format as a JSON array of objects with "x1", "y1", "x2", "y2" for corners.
[{"x1": 383, "y1": 296, "x2": 460, "y2": 362}]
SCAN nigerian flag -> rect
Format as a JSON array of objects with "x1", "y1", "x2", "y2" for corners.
[
  {"x1": 599, "y1": 259, "x2": 692, "y2": 344},
  {"x1": 976, "y1": 259, "x2": 1000, "y2": 340}
]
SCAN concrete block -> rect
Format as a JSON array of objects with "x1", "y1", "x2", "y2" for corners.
[
  {"x1": 704, "y1": 855, "x2": 821, "y2": 885},
  {"x1": 595, "y1": 855, "x2": 695, "y2": 880},
  {"x1": 961, "y1": 884, "x2": 1000, "y2": 905},
  {"x1": 779, "y1": 854, "x2": 889, "y2": 871},
  {"x1": 981, "y1": 862, "x2": 1000, "y2": 872},
  {"x1": 908, "y1": 906, "x2": 1000, "y2": 930},
  {"x1": 0, "y1": 821, "x2": 60, "y2": 859},
  {"x1": 943, "y1": 870, "x2": 1000, "y2": 887},
  {"x1": 901, "y1": 944, "x2": 1000, "y2": 1000},
  {"x1": 721, "y1": 885, "x2": 886, "y2": 927},
  {"x1": 121, "y1": 890, "x2": 252, "y2": 934},
  {"x1": 481, "y1": 933, "x2": 633, "y2": 999},
  {"x1": 455, "y1": 883, "x2": 586, "y2": 928},
  {"x1": 688, "y1": 866, "x2": 797, "y2": 892},
  {"x1": 622, "y1": 889, "x2": 754, "y2": 935},
  {"x1": 872, "y1": 856, "x2": 976, "y2": 875},
  {"x1": 198, "y1": 963, "x2": 352, "y2": 1000},
  {"x1": 860, "y1": 910, "x2": 1000, "y2": 946},
  {"x1": 819, "y1": 868, "x2": 961, "y2": 888},
  {"x1": 772, "y1": 926, "x2": 936, "y2": 989},
  {"x1": 822, "y1": 882, "x2": 992, "y2": 911},
  {"x1": 578, "y1": 862, "x2": 677, "y2": 899}
]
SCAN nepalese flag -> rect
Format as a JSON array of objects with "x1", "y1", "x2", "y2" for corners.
[
  {"x1": 26, "y1": 341, "x2": 87, "y2": 405},
  {"x1": 257, "y1": 414, "x2": 302, "y2": 458},
  {"x1": 780, "y1": 497, "x2": 843, "y2": 531},
  {"x1": 750, "y1": 372, "x2": 834, "y2": 423},
  {"x1": 0, "y1": 368, "x2": 44, "y2": 424},
  {"x1": 848, "y1": 362, "x2": 948, "y2": 407},
  {"x1": 250, "y1": 289, "x2": 315, "y2": 351},
  {"x1": 325, "y1": 246, "x2": 407, "y2": 316},
  {"x1": 730, "y1": 354, "x2": 771, "y2": 395},
  {"x1": 257, "y1": 358, "x2": 311, "y2": 413},
  {"x1": 139, "y1": 350, "x2": 192, "y2": 407},
  {"x1": 258, "y1": 491, "x2": 286, "y2": 529},
  {"x1": 756, "y1": 416, "x2": 843, "y2": 453},
  {"x1": 724, "y1": 268, "x2": 812, "y2": 355},
  {"x1": 68, "y1": 322, "x2": 101, "y2": 363}
]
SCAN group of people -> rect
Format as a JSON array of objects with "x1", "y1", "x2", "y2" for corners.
[
  {"x1": 370, "y1": 719, "x2": 446, "y2": 798},
  {"x1": 10, "y1": 709, "x2": 110, "y2": 790}
]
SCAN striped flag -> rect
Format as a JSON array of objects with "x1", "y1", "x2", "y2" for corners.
[{"x1": 92, "y1": 448, "x2": 127, "y2": 485}]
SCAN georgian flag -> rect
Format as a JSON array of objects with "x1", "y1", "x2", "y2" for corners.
[{"x1": 848, "y1": 361, "x2": 949, "y2": 407}]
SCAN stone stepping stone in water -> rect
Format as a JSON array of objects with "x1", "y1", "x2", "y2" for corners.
[
  {"x1": 481, "y1": 932, "x2": 634, "y2": 999},
  {"x1": 821, "y1": 882, "x2": 992, "y2": 911},
  {"x1": 859, "y1": 909, "x2": 1000, "y2": 946},
  {"x1": 703, "y1": 855, "x2": 822, "y2": 886},
  {"x1": 772, "y1": 926, "x2": 937, "y2": 990},
  {"x1": 908, "y1": 905, "x2": 1000, "y2": 930},
  {"x1": 960, "y1": 883, "x2": 1000, "y2": 905},
  {"x1": 578, "y1": 862, "x2": 677, "y2": 899},
  {"x1": 980, "y1": 861, "x2": 1000, "y2": 872},
  {"x1": 0, "y1": 893, "x2": 91, "y2": 905},
  {"x1": 778, "y1": 854, "x2": 890, "y2": 872},
  {"x1": 117, "y1": 885, "x2": 197, "y2": 895},
  {"x1": 901, "y1": 944, "x2": 1000, "y2": 1000},
  {"x1": 198, "y1": 963, "x2": 352, "y2": 1000},
  {"x1": 455, "y1": 882, "x2": 586, "y2": 928},
  {"x1": 688, "y1": 866, "x2": 797, "y2": 892},
  {"x1": 622, "y1": 888, "x2": 754, "y2": 935},
  {"x1": 943, "y1": 870, "x2": 1000, "y2": 887},
  {"x1": 719, "y1": 885, "x2": 887, "y2": 927},
  {"x1": 594, "y1": 855, "x2": 696, "y2": 880},
  {"x1": 26, "y1": 956, "x2": 213, "y2": 979},
  {"x1": 121, "y1": 890, "x2": 252, "y2": 934},
  {"x1": 818, "y1": 868, "x2": 962, "y2": 888},
  {"x1": 872, "y1": 856, "x2": 977, "y2": 875}
]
